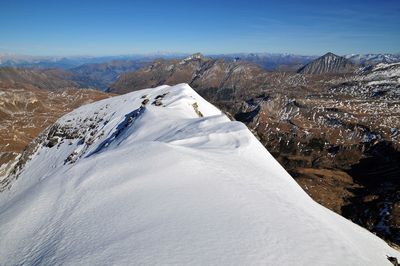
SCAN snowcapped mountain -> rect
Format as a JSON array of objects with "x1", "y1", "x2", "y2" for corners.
[
  {"x1": 361, "y1": 62, "x2": 400, "y2": 81},
  {"x1": 0, "y1": 84, "x2": 398, "y2": 265},
  {"x1": 346, "y1": 54, "x2": 400, "y2": 66},
  {"x1": 333, "y1": 62, "x2": 400, "y2": 99}
]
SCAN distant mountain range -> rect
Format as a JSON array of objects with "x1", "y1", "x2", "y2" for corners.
[
  {"x1": 70, "y1": 60, "x2": 148, "y2": 90},
  {"x1": 110, "y1": 53, "x2": 266, "y2": 96},
  {"x1": 211, "y1": 53, "x2": 318, "y2": 71},
  {"x1": 0, "y1": 60, "x2": 149, "y2": 91},
  {"x1": 1, "y1": 52, "x2": 399, "y2": 70},
  {"x1": 0, "y1": 53, "x2": 186, "y2": 69}
]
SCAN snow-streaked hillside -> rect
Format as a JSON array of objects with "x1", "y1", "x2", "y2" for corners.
[
  {"x1": 0, "y1": 84, "x2": 398, "y2": 265},
  {"x1": 346, "y1": 54, "x2": 400, "y2": 65},
  {"x1": 362, "y1": 62, "x2": 400, "y2": 81}
]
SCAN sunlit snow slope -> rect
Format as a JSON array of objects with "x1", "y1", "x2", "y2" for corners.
[{"x1": 0, "y1": 84, "x2": 398, "y2": 265}]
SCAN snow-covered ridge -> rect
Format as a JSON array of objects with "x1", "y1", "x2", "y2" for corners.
[
  {"x1": 0, "y1": 84, "x2": 399, "y2": 265},
  {"x1": 346, "y1": 54, "x2": 400, "y2": 65},
  {"x1": 367, "y1": 62, "x2": 400, "y2": 78}
]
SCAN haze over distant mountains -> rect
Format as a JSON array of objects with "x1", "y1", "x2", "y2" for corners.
[
  {"x1": 1, "y1": 52, "x2": 399, "y2": 70},
  {"x1": 0, "y1": 53, "x2": 187, "y2": 69}
]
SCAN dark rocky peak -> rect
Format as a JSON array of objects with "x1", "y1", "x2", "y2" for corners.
[
  {"x1": 298, "y1": 52, "x2": 355, "y2": 75},
  {"x1": 323, "y1": 52, "x2": 339, "y2": 58}
]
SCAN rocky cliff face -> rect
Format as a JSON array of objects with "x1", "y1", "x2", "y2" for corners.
[{"x1": 297, "y1": 52, "x2": 356, "y2": 74}]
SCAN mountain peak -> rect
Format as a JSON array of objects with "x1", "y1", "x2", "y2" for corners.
[
  {"x1": 180, "y1": 52, "x2": 205, "y2": 63},
  {"x1": 298, "y1": 52, "x2": 355, "y2": 74},
  {"x1": 190, "y1": 52, "x2": 204, "y2": 59},
  {"x1": 323, "y1": 52, "x2": 339, "y2": 57}
]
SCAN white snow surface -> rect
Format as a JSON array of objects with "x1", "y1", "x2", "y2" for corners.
[{"x1": 0, "y1": 84, "x2": 398, "y2": 265}]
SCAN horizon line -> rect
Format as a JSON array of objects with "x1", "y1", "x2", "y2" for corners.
[{"x1": 1, "y1": 51, "x2": 400, "y2": 59}]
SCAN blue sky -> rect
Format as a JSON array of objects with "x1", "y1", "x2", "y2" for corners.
[{"x1": 0, "y1": 0, "x2": 399, "y2": 56}]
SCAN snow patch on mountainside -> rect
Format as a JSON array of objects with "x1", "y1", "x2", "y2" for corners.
[
  {"x1": 0, "y1": 84, "x2": 399, "y2": 265},
  {"x1": 354, "y1": 63, "x2": 400, "y2": 88},
  {"x1": 346, "y1": 54, "x2": 400, "y2": 65}
]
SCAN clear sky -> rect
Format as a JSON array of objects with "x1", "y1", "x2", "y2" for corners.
[{"x1": 1, "y1": 0, "x2": 399, "y2": 56}]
